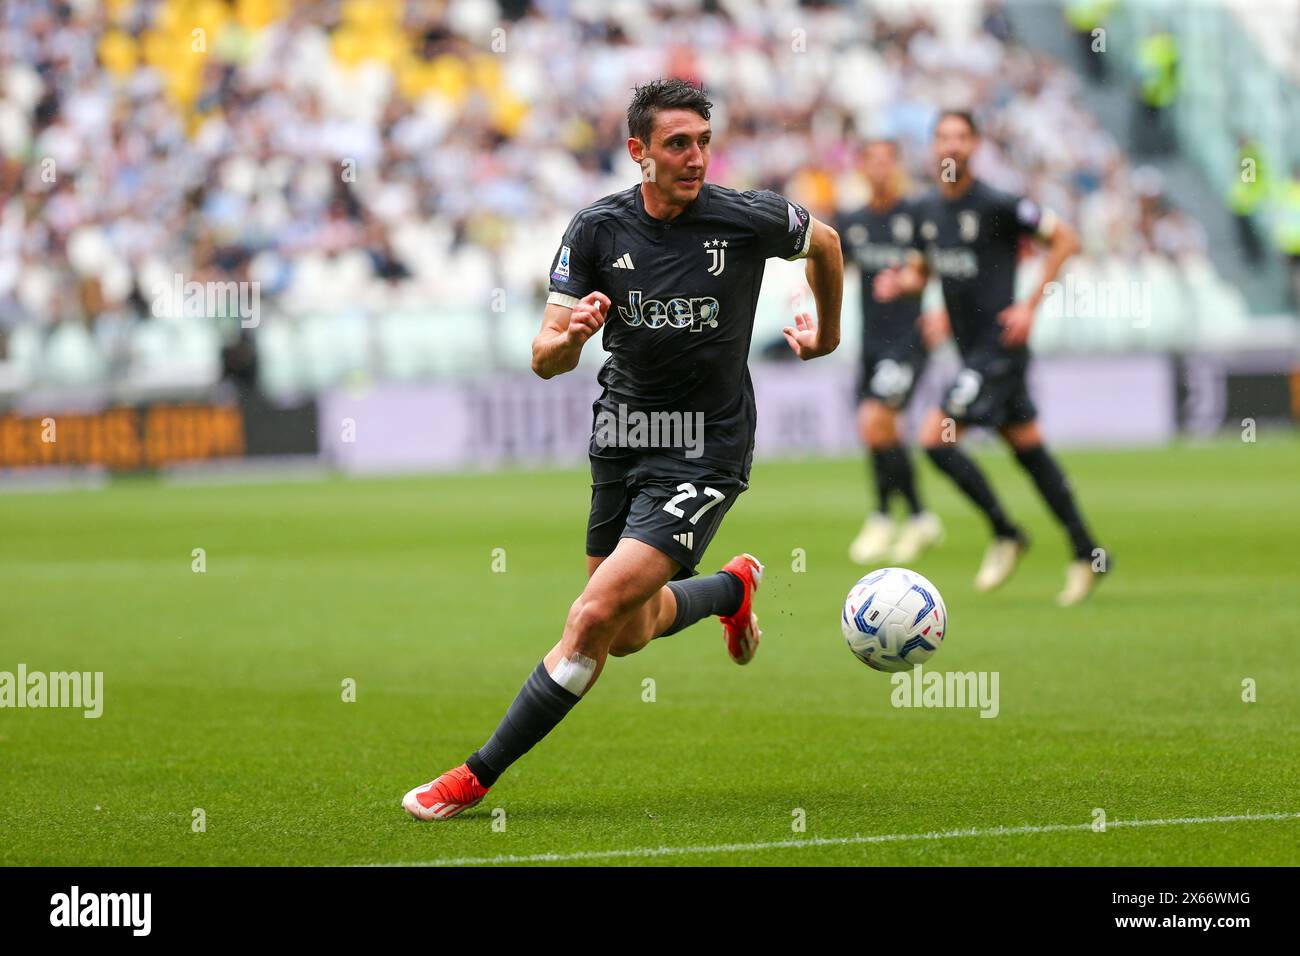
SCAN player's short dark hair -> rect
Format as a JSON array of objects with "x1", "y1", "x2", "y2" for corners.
[
  {"x1": 627, "y1": 78, "x2": 713, "y2": 143},
  {"x1": 935, "y1": 110, "x2": 979, "y2": 136}
]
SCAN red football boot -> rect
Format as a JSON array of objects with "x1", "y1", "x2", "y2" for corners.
[
  {"x1": 402, "y1": 764, "x2": 490, "y2": 821},
  {"x1": 718, "y1": 552, "x2": 764, "y2": 665}
]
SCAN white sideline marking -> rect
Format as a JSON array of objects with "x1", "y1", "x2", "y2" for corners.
[{"x1": 368, "y1": 811, "x2": 1300, "y2": 867}]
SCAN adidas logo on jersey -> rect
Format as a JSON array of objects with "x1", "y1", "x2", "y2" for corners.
[
  {"x1": 611, "y1": 253, "x2": 635, "y2": 269},
  {"x1": 672, "y1": 531, "x2": 695, "y2": 549}
]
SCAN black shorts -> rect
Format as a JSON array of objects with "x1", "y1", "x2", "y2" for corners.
[
  {"x1": 941, "y1": 357, "x2": 1037, "y2": 429},
  {"x1": 857, "y1": 352, "x2": 927, "y2": 409},
  {"x1": 586, "y1": 453, "x2": 748, "y2": 579}
]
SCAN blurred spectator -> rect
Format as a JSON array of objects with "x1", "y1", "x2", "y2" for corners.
[
  {"x1": 1276, "y1": 165, "x2": 1300, "y2": 309},
  {"x1": 1063, "y1": 0, "x2": 1114, "y2": 83},
  {"x1": 1229, "y1": 135, "x2": 1268, "y2": 264},
  {"x1": 1132, "y1": 25, "x2": 1179, "y2": 156}
]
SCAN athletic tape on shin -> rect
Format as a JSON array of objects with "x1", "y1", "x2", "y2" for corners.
[{"x1": 549, "y1": 652, "x2": 597, "y2": 696}]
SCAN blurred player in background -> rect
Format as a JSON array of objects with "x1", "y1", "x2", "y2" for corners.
[
  {"x1": 837, "y1": 139, "x2": 943, "y2": 566},
  {"x1": 403, "y1": 79, "x2": 843, "y2": 819},
  {"x1": 877, "y1": 111, "x2": 1107, "y2": 606}
]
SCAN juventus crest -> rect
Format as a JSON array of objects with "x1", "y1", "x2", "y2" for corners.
[
  {"x1": 958, "y1": 210, "x2": 980, "y2": 242},
  {"x1": 703, "y1": 238, "x2": 728, "y2": 276}
]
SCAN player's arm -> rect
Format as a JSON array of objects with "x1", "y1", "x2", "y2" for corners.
[
  {"x1": 999, "y1": 211, "x2": 1080, "y2": 346},
  {"x1": 784, "y1": 217, "x2": 842, "y2": 360},
  {"x1": 1022, "y1": 216, "x2": 1080, "y2": 313},
  {"x1": 537, "y1": 212, "x2": 605, "y2": 378},
  {"x1": 531, "y1": 292, "x2": 610, "y2": 379},
  {"x1": 873, "y1": 250, "x2": 929, "y2": 302}
]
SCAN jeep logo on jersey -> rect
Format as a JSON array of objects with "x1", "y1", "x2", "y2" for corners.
[
  {"x1": 930, "y1": 247, "x2": 979, "y2": 279},
  {"x1": 703, "y1": 239, "x2": 727, "y2": 276},
  {"x1": 618, "y1": 290, "x2": 720, "y2": 331}
]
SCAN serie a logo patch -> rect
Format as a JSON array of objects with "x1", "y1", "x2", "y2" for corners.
[{"x1": 552, "y1": 245, "x2": 571, "y2": 281}]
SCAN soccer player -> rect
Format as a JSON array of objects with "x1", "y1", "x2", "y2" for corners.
[
  {"x1": 875, "y1": 110, "x2": 1106, "y2": 606},
  {"x1": 837, "y1": 139, "x2": 943, "y2": 565},
  {"x1": 402, "y1": 79, "x2": 843, "y2": 819}
]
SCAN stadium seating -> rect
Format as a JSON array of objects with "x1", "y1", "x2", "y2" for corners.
[{"x1": 2, "y1": 0, "x2": 1294, "y2": 399}]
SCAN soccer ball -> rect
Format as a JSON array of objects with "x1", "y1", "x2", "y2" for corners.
[{"x1": 841, "y1": 567, "x2": 948, "y2": 672}]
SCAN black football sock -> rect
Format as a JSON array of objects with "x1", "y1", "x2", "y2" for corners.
[
  {"x1": 465, "y1": 661, "x2": 581, "y2": 788},
  {"x1": 869, "y1": 448, "x2": 894, "y2": 514},
  {"x1": 658, "y1": 570, "x2": 744, "y2": 637},
  {"x1": 1014, "y1": 445, "x2": 1097, "y2": 560},
  {"x1": 880, "y1": 444, "x2": 923, "y2": 516},
  {"x1": 926, "y1": 446, "x2": 1020, "y2": 539}
]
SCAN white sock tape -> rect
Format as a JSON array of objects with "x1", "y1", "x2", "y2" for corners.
[{"x1": 549, "y1": 652, "x2": 597, "y2": 696}]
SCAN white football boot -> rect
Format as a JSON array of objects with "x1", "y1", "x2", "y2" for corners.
[
  {"x1": 1057, "y1": 559, "x2": 1105, "y2": 607},
  {"x1": 890, "y1": 512, "x2": 944, "y2": 564},
  {"x1": 849, "y1": 514, "x2": 896, "y2": 565},
  {"x1": 974, "y1": 535, "x2": 1027, "y2": 592}
]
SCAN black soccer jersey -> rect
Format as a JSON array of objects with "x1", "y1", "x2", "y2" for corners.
[
  {"x1": 835, "y1": 198, "x2": 924, "y2": 360},
  {"x1": 547, "y1": 182, "x2": 812, "y2": 476},
  {"x1": 910, "y1": 180, "x2": 1053, "y2": 365}
]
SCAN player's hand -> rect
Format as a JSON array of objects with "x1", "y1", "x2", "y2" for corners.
[
  {"x1": 873, "y1": 268, "x2": 902, "y2": 302},
  {"x1": 566, "y1": 291, "x2": 610, "y2": 347},
  {"x1": 920, "y1": 309, "x2": 950, "y2": 349},
  {"x1": 783, "y1": 311, "x2": 824, "y2": 360},
  {"x1": 998, "y1": 301, "x2": 1035, "y2": 346}
]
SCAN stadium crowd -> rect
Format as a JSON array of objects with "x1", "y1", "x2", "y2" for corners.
[{"x1": 0, "y1": 0, "x2": 1240, "y2": 386}]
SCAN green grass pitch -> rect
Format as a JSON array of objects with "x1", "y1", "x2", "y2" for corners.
[{"x1": 2, "y1": 435, "x2": 1298, "y2": 866}]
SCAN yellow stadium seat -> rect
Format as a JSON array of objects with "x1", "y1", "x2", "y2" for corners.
[
  {"x1": 97, "y1": 30, "x2": 138, "y2": 76},
  {"x1": 430, "y1": 55, "x2": 471, "y2": 102},
  {"x1": 236, "y1": 0, "x2": 283, "y2": 31}
]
